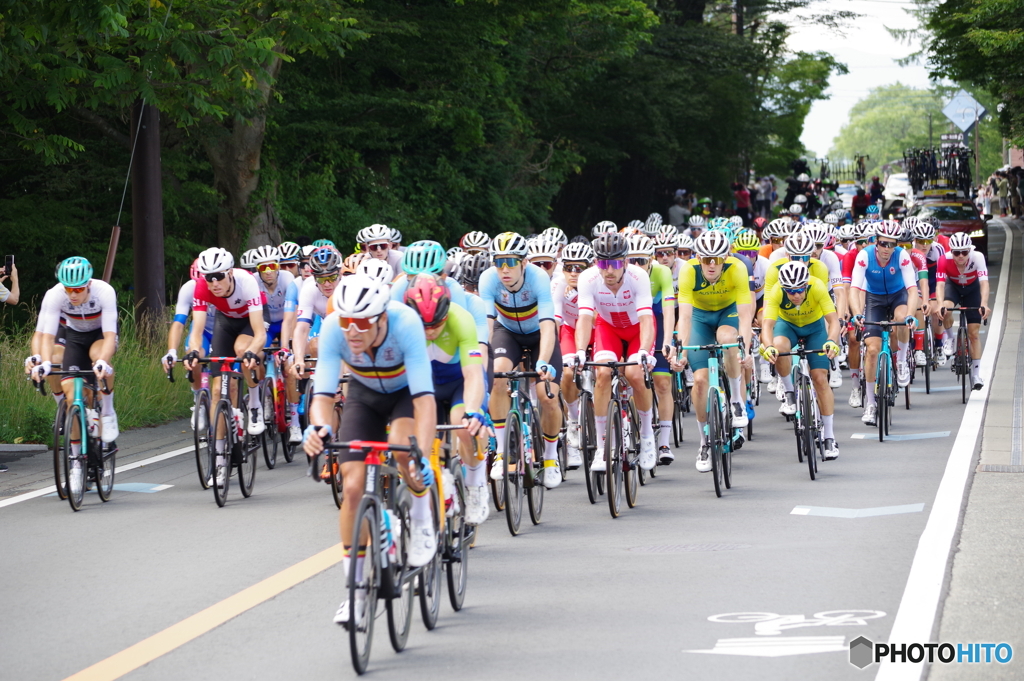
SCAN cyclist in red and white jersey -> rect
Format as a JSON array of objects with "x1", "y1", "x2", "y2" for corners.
[
  {"x1": 553, "y1": 242, "x2": 594, "y2": 468},
  {"x1": 935, "y1": 232, "x2": 989, "y2": 389}
]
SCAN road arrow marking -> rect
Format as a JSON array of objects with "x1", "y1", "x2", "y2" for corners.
[
  {"x1": 850, "y1": 431, "x2": 949, "y2": 440},
  {"x1": 791, "y1": 504, "x2": 924, "y2": 518},
  {"x1": 686, "y1": 636, "x2": 848, "y2": 657}
]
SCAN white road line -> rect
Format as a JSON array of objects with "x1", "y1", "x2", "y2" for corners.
[
  {"x1": 875, "y1": 222, "x2": 1013, "y2": 681},
  {"x1": 0, "y1": 445, "x2": 192, "y2": 510}
]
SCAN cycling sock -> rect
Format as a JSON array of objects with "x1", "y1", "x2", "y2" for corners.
[
  {"x1": 52, "y1": 392, "x2": 64, "y2": 405},
  {"x1": 914, "y1": 330, "x2": 924, "y2": 350},
  {"x1": 822, "y1": 414, "x2": 835, "y2": 440},
  {"x1": 201, "y1": 372, "x2": 210, "y2": 390},
  {"x1": 192, "y1": 388, "x2": 202, "y2": 398},
  {"x1": 543, "y1": 433, "x2": 558, "y2": 461},
  {"x1": 865, "y1": 383, "x2": 877, "y2": 407},
  {"x1": 465, "y1": 462, "x2": 485, "y2": 487},
  {"x1": 101, "y1": 391, "x2": 114, "y2": 414},
  {"x1": 659, "y1": 421, "x2": 672, "y2": 448},
  {"x1": 639, "y1": 408, "x2": 653, "y2": 438},
  {"x1": 410, "y1": 490, "x2": 431, "y2": 523},
  {"x1": 493, "y1": 420, "x2": 506, "y2": 455},
  {"x1": 289, "y1": 403, "x2": 300, "y2": 427},
  {"x1": 354, "y1": 549, "x2": 366, "y2": 583},
  {"x1": 567, "y1": 399, "x2": 579, "y2": 421},
  {"x1": 215, "y1": 438, "x2": 226, "y2": 454},
  {"x1": 342, "y1": 546, "x2": 351, "y2": 582},
  {"x1": 698, "y1": 423, "x2": 707, "y2": 447},
  {"x1": 897, "y1": 341, "x2": 908, "y2": 364},
  {"x1": 248, "y1": 385, "x2": 260, "y2": 410},
  {"x1": 850, "y1": 369, "x2": 861, "y2": 381},
  {"x1": 595, "y1": 415, "x2": 607, "y2": 451},
  {"x1": 781, "y1": 374, "x2": 795, "y2": 392},
  {"x1": 71, "y1": 440, "x2": 81, "y2": 457},
  {"x1": 728, "y1": 376, "x2": 743, "y2": 405},
  {"x1": 972, "y1": 359, "x2": 981, "y2": 376}
]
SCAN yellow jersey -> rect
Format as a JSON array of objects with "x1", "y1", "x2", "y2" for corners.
[
  {"x1": 763, "y1": 276, "x2": 835, "y2": 326},
  {"x1": 764, "y1": 257, "x2": 831, "y2": 293},
  {"x1": 678, "y1": 257, "x2": 752, "y2": 311}
]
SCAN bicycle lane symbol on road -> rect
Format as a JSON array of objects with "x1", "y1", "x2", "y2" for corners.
[{"x1": 685, "y1": 610, "x2": 887, "y2": 657}]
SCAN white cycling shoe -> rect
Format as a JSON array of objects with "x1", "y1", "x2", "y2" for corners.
[
  {"x1": 334, "y1": 591, "x2": 367, "y2": 628},
  {"x1": 490, "y1": 456, "x2": 504, "y2": 481},
  {"x1": 897, "y1": 362, "x2": 910, "y2": 388},
  {"x1": 407, "y1": 523, "x2": 437, "y2": 568},
  {"x1": 591, "y1": 451, "x2": 607, "y2": 472},
  {"x1": 247, "y1": 408, "x2": 266, "y2": 435},
  {"x1": 829, "y1": 366, "x2": 843, "y2": 388},
  {"x1": 542, "y1": 461, "x2": 562, "y2": 489},
  {"x1": 465, "y1": 485, "x2": 490, "y2": 525},
  {"x1": 695, "y1": 445, "x2": 712, "y2": 473},
  {"x1": 639, "y1": 435, "x2": 656, "y2": 470},
  {"x1": 759, "y1": 363, "x2": 773, "y2": 384},
  {"x1": 914, "y1": 350, "x2": 927, "y2": 366},
  {"x1": 101, "y1": 412, "x2": 119, "y2": 443},
  {"x1": 288, "y1": 424, "x2": 303, "y2": 443},
  {"x1": 862, "y1": 404, "x2": 877, "y2": 426},
  {"x1": 567, "y1": 447, "x2": 583, "y2": 469},
  {"x1": 848, "y1": 383, "x2": 863, "y2": 408},
  {"x1": 730, "y1": 402, "x2": 748, "y2": 428}
]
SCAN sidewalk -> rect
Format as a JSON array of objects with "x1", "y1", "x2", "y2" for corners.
[{"x1": 931, "y1": 217, "x2": 1024, "y2": 680}]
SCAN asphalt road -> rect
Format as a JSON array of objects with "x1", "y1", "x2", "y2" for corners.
[{"x1": 0, "y1": 228, "x2": 1007, "y2": 681}]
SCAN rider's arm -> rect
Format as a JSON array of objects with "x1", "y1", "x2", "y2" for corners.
[
  {"x1": 535, "y1": 268, "x2": 557, "y2": 369},
  {"x1": 538, "y1": 319, "x2": 557, "y2": 370},
  {"x1": 824, "y1": 311, "x2": 841, "y2": 344},
  {"x1": 187, "y1": 310, "x2": 208, "y2": 353},
  {"x1": 638, "y1": 314, "x2": 655, "y2": 353},
  {"x1": 246, "y1": 308, "x2": 267, "y2": 355},
  {"x1": 461, "y1": 363, "x2": 486, "y2": 415},
  {"x1": 574, "y1": 269, "x2": 597, "y2": 353},
  {"x1": 412, "y1": 394, "x2": 438, "y2": 456}
]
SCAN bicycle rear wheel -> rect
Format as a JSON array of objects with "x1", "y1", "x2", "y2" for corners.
[
  {"x1": 580, "y1": 393, "x2": 599, "y2": 504},
  {"x1": 957, "y1": 328, "x2": 969, "y2": 404},
  {"x1": 708, "y1": 390, "x2": 725, "y2": 498},
  {"x1": 52, "y1": 398, "x2": 68, "y2": 500},
  {"x1": 63, "y1": 405, "x2": 86, "y2": 512},
  {"x1": 417, "y1": 485, "x2": 443, "y2": 630},
  {"x1": 238, "y1": 415, "x2": 258, "y2": 498},
  {"x1": 877, "y1": 355, "x2": 890, "y2": 442},
  {"x1": 348, "y1": 496, "x2": 380, "y2": 674},
  {"x1": 211, "y1": 402, "x2": 232, "y2": 507},
  {"x1": 445, "y1": 462, "x2": 468, "y2": 611},
  {"x1": 386, "y1": 487, "x2": 414, "y2": 652},
  {"x1": 96, "y1": 442, "x2": 116, "y2": 501},
  {"x1": 262, "y1": 384, "x2": 278, "y2": 469},
  {"x1": 488, "y1": 445, "x2": 505, "y2": 512},
  {"x1": 194, "y1": 390, "x2": 213, "y2": 489},
  {"x1": 605, "y1": 404, "x2": 623, "y2": 518},
  {"x1": 502, "y1": 411, "x2": 524, "y2": 535},
  {"x1": 672, "y1": 377, "x2": 685, "y2": 448},
  {"x1": 800, "y1": 378, "x2": 815, "y2": 481},
  {"x1": 624, "y1": 402, "x2": 639, "y2": 508}
]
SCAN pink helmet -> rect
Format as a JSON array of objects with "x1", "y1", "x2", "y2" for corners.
[{"x1": 190, "y1": 258, "x2": 201, "y2": 282}]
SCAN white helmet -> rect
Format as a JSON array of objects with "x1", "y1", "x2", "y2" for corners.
[
  {"x1": 446, "y1": 246, "x2": 464, "y2": 260},
  {"x1": 728, "y1": 215, "x2": 744, "y2": 227},
  {"x1": 837, "y1": 224, "x2": 858, "y2": 241},
  {"x1": 301, "y1": 244, "x2": 318, "y2": 258},
  {"x1": 278, "y1": 242, "x2": 301, "y2": 262},
  {"x1": 657, "y1": 224, "x2": 679, "y2": 241},
  {"x1": 239, "y1": 249, "x2": 258, "y2": 270},
  {"x1": 789, "y1": 204, "x2": 803, "y2": 215},
  {"x1": 947, "y1": 232, "x2": 974, "y2": 251},
  {"x1": 357, "y1": 258, "x2": 395, "y2": 284},
  {"x1": 643, "y1": 213, "x2": 663, "y2": 236},
  {"x1": 542, "y1": 226, "x2": 568, "y2": 247},
  {"x1": 794, "y1": 194, "x2": 808, "y2": 204},
  {"x1": 874, "y1": 219, "x2": 903, "y2": 240},
  {"x1": 912, "y1": 220, "x2": 936, "y2": 241},
  {"x1": 695, "y1": 230, "x2": 731, "y2": 258},
  {"x1": 778, "y1": 261, "x2": 810, "y2": 288},
  {"x1": 626, "y1": 233, "x2": 655, "y2": 257},
  {"x1": 803, "y1": 223, "x2": 831, "y2": 247},
  {"x1": 561, "y1": 241, "x2": 594, "y2": 263},
  {"x1": 198, "y1": 247, "x2": 235, "y2": 274},
  {"x1": 460, "y1": 231, "x2": 492, "y2": 252},
  {"x1": 626, "y1": 219, "x2": 645, "y2": 231},
  {"x1": 251, "y1": 245, "x2": 281, "y2": 265},
  {"x1": 784, "y1": 231, "x2": 815, "y2": 257},
  {"x1": 389, "y1": 227, "x2": 402, "y2": 244},
  {"x1": 363, "y1": 223, "x2": 391, "y2": 244},
  {"x1": 527, "y1": 236, "x2": 559, "y2": 260},
  {"x1": 332, "y1": 273, "x2": 391, "y2": 318},
  {"x1": 677, "y1": 234, "x2": 695, "y2": 251},
  {"x1": 688, "y1": 215, "x2": 706, "y2": 228},
  {"x1": 823, "y1": 213, "x2": 839, "y2": 225},
  {"x1": 592, "y1": 220, "x2": 618, "y2": 237},
  {"x1": 796, "y1": 173, "x2": 810, "y2": 183}
]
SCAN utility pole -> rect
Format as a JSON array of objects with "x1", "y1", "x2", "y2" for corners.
[
  {"x1": 130, "y1": 100, "x2": 166, "y2": 321},
  {"x1": 928, "y1": 112, "x2": 932, "y2": 148}
]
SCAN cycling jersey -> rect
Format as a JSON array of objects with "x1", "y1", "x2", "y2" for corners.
[
  {"x1": 478, "y1": 264, "x2": 556, "y2": 335},
  {"x1": 460, "y1": 291, "x2": 490, "y2": 343},
  {"x1": 296, "y1": 276, "x2": 330, "y2": 325},
  {"x1": 841, "y1": 247, "x2": 862, "y2": 285},
  {"x1": 850, "y1": 246, "x2": 917, "y2": 294},
  {"x1": 936, "y1": 251, "x2": 988, "y2": 286},
  {"x1": 551, "y1": 277, "x2": 581, "y2": 329},
  {"x1": 173, "y1": 280, "x2": 216, "y2": 335},
  {"x1": 768, "y1": 248, "x2": 841, "y2": 289},
  {"x1": 36, "y1": 279, "x2": 118, "y2": 335},
  {"x1": 817, "y1": 249, "x2": 843, "y2": 289},
  {"x1": 315, "y1": 301, "x2": 434, "y2": 397},
  {"x1": 576, "y1": 264, "x2": 653, "y2": 327},
  {"x1": 649, "y1": 262, "x2": 676, "y2": 312},
  {"x1": 678, "y1": 257, "x2": 752, "y2": 311},
  {"x1": 670, "y1": 258, "x2": 684, "y2": 288},
  {"x1": 284, "y1": 276, "x2": 303, "y2": 313},
  {"x1": 391, "y1": 276, "x2": 487, "y2": 343},
  {"x1": 762, "y1": 257, "x2": 830, "y2": 296},
  {"x1": 426, "y1": 303, "x2": 483, "y2": 384},
  {"x1": 750, "y1": 255, "x2": 770, "y2": 300},
  {"x1": 257, "y1": 270, "x2": 295, "y2": 324},
  {"x1": 907, "y1": 248, "x2": 928, "y2": 281},
  {"x1": 192, "y1": 269, "x2": 264, "y2": 319},
  {"x1": 763, "y1": 276, "x2": 835, "y2": 327}
]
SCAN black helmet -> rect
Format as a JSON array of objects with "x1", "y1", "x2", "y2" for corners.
[
  {"x1": 591, "y1": 232, "x2": 628, "y2": 260},
  {"x1": 457, "y1": 253, "x2": 490, "y2": 287}
]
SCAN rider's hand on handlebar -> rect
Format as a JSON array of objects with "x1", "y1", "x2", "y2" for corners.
[
  {"x1": 162, "y1": 349, "x2": 177, "y2": 370},
  {"x1": 760, "y1": 345, "x2": 779, "y2": 364},
  {"x1": 302, "y1": 424, "x2": 332, "y2": 457},
  {"x1": 573, "y1": 350, "x2": 587, "y2": 370},
  {"x1": 823, "y1": 340, "x2": 841, "y2": 360},
  {"x1": 24, "y1": 354, "x2": 41, "y2": 375},
  {"x1": 31, "y1": 360, "x2": 52, "y2": 381},
  {"x1": 637, "y1": 349, "x2": 656, "y2": 369},
  {"x1": 463, "y1": 411, "x2": 491, "y2": 438},
  {"x1": 536, "y1": 361, "x2": 556, "y2": 381},
  {"x1": 183, "y1": 350, "x2": 201, "y2": 372}
]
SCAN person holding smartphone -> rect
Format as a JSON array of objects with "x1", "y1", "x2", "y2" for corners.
[{"x1": 0, "y1": 255, "x2": 18, "y2": 305}]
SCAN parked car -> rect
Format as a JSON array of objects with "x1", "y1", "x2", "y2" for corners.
[
  {"x1": 836, "y1": 182, "x2": 859, "y2": 210},
  {"x1": 884, "y1": 173, "x2": 911, "y2": 201},
  {"x1": 908, "y1": 198, "x2": 988, "y2": 259}
]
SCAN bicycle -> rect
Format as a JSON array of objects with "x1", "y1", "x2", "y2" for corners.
[
  {"x1": 33, "y1": 370, "x2": 116, "y2": 511},
  {"x1": 679, "y1": 341, "x2": 745, "y2": 498},
  {"x1": 861, "y1": 320, "x2": 910, "y2": 442},
  {"x1": 428, "y1": 423, "x2": 477, "y2": 611},
  {"x1": 776, "y1": 345, "x2": 827, "y2": 480},
  {"x1": 258, "y1": 347, "x2": 290, "y2": 469},
  {"x1": 946, "y1": 306, "x2": 987, "y2": 404},
  {"x1": 174, "y1": 356, "x2": 261, "y2": 506},
  {"x1": 574, "y1": 356, "x2": 605, "y2": 504},
  {"x1": 35, "y1": 363, "x2": 69, "y2": 500}
]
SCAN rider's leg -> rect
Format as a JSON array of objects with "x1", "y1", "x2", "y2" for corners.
[
  {"x1": 49, "y1": 343, "x2": 66, "y2": 403},
  {"x1": 537, "y1": 380, "x2": 562, "y2": 463},
  {"x1": 811, "y1": 367, "x2": 834, "y2": 439},
  {"x1": 489, "y1": 358, "x2": 512, "y2": 455},
  {"x1": 717, "y1": 325, "x2": 744, "y2": 410},
  {"x1": 653, "y1": 372, "x2": 672, "y2": 449},
  {"x1": 593, "y1": 366, "x2": 612, "y2": 451},
  {"x1": 892, "y1": 304, "x2": 909, "y2": 366},
  {"x1": 863, "y1": 337, "x2": 881, "y2": 407}
]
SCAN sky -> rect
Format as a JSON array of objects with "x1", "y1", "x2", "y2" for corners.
[{"x1": 784, "y1": 0, "x2": 934, "y2": 158}]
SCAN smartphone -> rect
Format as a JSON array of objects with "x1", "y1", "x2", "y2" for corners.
[{"x1": 2, "y1": 255, "x2": 11, "y2": 277}]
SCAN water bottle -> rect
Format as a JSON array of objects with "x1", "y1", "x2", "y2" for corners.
[
  {"x1": 442, "y1": 469, "x2": 456, "y2": 518},
  {"x1": 380, "y1": 509, "x2": 395, "y2": 566},
  {"x1": 232, "y1": 408, "x2": 244, "y2": 437},
  {"x1": 86, "y1": 409, "x2": 100, "y2": 438}
]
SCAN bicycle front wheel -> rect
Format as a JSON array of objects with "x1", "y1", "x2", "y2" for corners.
[
  {"x1": 96, "y1": 442, "x2": 116, "y2": 501},
  {"x1": 877, "y1": 354, "x2": 890, "y2": 443},
  {"x1": 417, "y1": 485, "x2": 443, "y2": 630},
  {"x1": 211, "y1": 402, "x2": 233, "y2": 507},
  {"x1": 262, "y1": 384, "x2": 278, "y2": 469},
  {"x1": 605, "y1": 404, "x2": 623, "y2": 518},
  {"x1": 800, "y1": 378, "x2": 816, "y2": 481},
  {"x1": 580, "y1": 393, "x2": 599, "y2": 504},
  {"x1": 527, "y1": 421, "x2": 544, "y2": 526},
  {"x1": 238, "y1": 417, "x2": 258, "y2": 498},
  {"x1": 348, "y1": 495, "x2": 380, "y2": 674},
  {"x1": 445, "y1": 461, "x2": 469, "y2": 611},
  {"x1": 957, "y1": 328, "x2": 969, "y2": 404},
  {"x1": 52, "y1": 398, "x2": 68, "y2": 500},
  {"x1": 708, "y1": 390, "x2": 725, "y2": 498},
  {"x1": 63, "y1": 404, "x2": 86, "y2": 512},
  {"x1": 624, "y1": 402, "x2": 639, "y2": 508},
  {"x1": 386, "y1": 487, "x2": 414, "y2": 652},
  {"x1": 194, "y1": 390, "x2": 213, "y2": 489},
  {"x1": 502, "y1": 411, "x2": 524, "y2": 536}
]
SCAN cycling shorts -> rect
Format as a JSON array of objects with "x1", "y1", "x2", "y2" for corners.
[
  {"x1": 211, "y1": 315, "x2": 255, "y2": 372},
  {"x1": 944, "y1": 281, "x2": 982, "y2": 324},
  {"x1": 593, "y1": 317, "x2": 651, "y2": 364},
  {"x1": 336, "y1": 381, "x2": 415, "y2": 464},
  {"x1": 773, "y1": 318, "x2": 830, "y2": 371},
  {"x1": 265, "y1": 320, "x2": 283, "y2": 348},
  {"x1": 187, "y1": 320, "x2": 214, "y2": 355},
  {"x1": 55, "y1": 325, "x2": 114, "y2": 373},
  {"x1": 653, "y1": 350, "x2": 671, "y2": 376},
  {"x1": 864, "y1": 291, "x2": 908, "y2": 341},
  {"x1": 687, "y1": 303, "x2": 739, "y2": 372},
  {"x1": 492, "y1": 325, "x2": 563, "y2": 381},
  {"x1": 433, "y1": 376, "x2": 489, "y2": 413}
]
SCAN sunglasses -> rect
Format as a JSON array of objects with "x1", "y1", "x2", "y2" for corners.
[
  {"x1": 655, "y1": 249, "x2": 675, "y2": 258},
  {"x1": 915, "y1": 239, "x2": 933, "y2": 246},
  {"x1": 952, "y1": 249, "x2": 970, "y2": 256},
  {"x1": 424, "y1": 317, "x2": 448, "y2": 330},
  {"x1": 280, "y1": 261, "x2": 299, "y2": 269},
  {"x1": 770, "y1": 237, "x2": 784, "y2": 244},
  {"x1": 532, "y1": 260, "x2": 556, "y2": 270},
  {"x1": 596, "y1": 259, "x2": 624, "y2": 270},
  {"x1": 257, "y1": 263, "x2": 279, "y2": 272},
  {"x1": 677, "y1": 250, "x2": 693, "y2": 258},
  {"x1": 790, "y1": 255, "x2": 810, "y2": 263},
  {"x1": 855, "y1": 239, "x2": 868, "y2": 246},
  {"x1": 562, "y1": 263, "x2": 587, "y2": 273},
  {"x1": 494, "y1": 257, "x2": 521, "y2": 269},
  {"x1": 783, "y1": 286, "x2": 807, "y2": 295},
  {"x1": 338, "y1": 314, "x2": 381, "y2": 332},
  {"x1": 315, "y1": 274, "x2": 340, "y2": 285},
  {"x1": 64, "y1": 285, "x2": 87, "y2": 294},
  {"x1": 876, "y1": 240, "x2": 897, "y2": 249},
  {"x1": 700, "y1": 256, "x2": 724, "y2": 265},
  {"x1": 204, "y1": 272, "x2": 228, "y2": 283},
  {"x1": 628, "y1": 257, "x2": 650, "y2": 267},
  {"x1": 367, "y1": 243, "x2": 389, "y2": 252}
]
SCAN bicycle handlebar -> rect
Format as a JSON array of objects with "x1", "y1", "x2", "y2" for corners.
[
  {"x1": 775, "y1": 348, "x2": 829, "y2": 358},
  {"x1": 944, "y1": 306, "x2": 989, "y2": 326},
  {"x1": 493, "y1": 370, "x2": 554, "y2": 399}
]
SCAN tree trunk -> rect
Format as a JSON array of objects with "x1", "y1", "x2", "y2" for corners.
[{"x1": 202, "y1": 55, "x2": 284, "y2": 254}]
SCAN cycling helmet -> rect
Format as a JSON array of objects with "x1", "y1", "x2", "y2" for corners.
[
  {"x1": 362, "y1": 224, "x2": 391, "y2": 244},
  {"x1": 542, "y1": 227, "x2": 568, "y2": 247},
  {"x1": 312, "y1": 238, "x2": 336, "y2": 249},
  {"x1": 569, "y1": 235, "x2": 590, "y2": 245},
  {"x1": 796, "y1": 173, "x2": 811, "y2": 183},
  {"x1": 56, "y1": 256, "x2": 93, "y2": 287},
  {"x1": 753, "y1": 216, "x2": 768, "y2": 230},
  {"x1": 778, "y1": 207, "x2": 791, "y2": 217},
  {"x1": 446, "y1": 246, "x2": 464, "y2": 260},
  {"x1": 784, "y1": 231, "x2": 815, "y2": 257},
  {"x1": 948, "y1": 232, "x2": 974, "y2": 251},
  {"x1": 309, "y1": 246, "x2": 342, "y2": 275},
  {"x1": 643, "y1": 213, "x2": 663, "y2": 236},
  {"x1": 794, "y1": 194, "x2": 808, "y2": 204},
  {"x1": 837, "y1": 224, "x2": 858, "y2": 241},
  {"x1": 626, "y1": 233, "x2": 655, "y2": 257},
  {"x1": 458, "y1": 253, "x2": 491, "y2": 286},
  {"x1": 855, "y1": 221, "x2": 876, "y2": 240},
  {"x1": 898, "y1": 226, "x2": 915, "y2": 244},
  {"x1": 788, "y1": 204, "x2": 803, "y2": 215},
  {"x1": 677, "y1": 234, "x2": 695, "y2": 251},
  {"x1": 342, "y1": 252, "x2": 369, "y2": 275},
  {"x1": 561, "y1": 241, "x2": 594, "y2": 263},
  {"x1": 190, "y1": 258, "x2": 201, "y2": 282},
  {"x1": 694, "y1": 230, "x2": 731, "y2": 258},
  {"x1": 823, "y1": 213, "x2": 839, "y2": 225},
  {"x1": 912, "y1": 220, "x2": 936, "y2": 241},
  {"x1": 654, "y1": 232, "x2": 677, "y2": 249},
  {"x1": 928, "y1": 216, "x2": 941, "y2": 231},
  {"x1": 403, "y1": 240, "x2": 448, "y2": 274},
  {"x1": 657, "y1": 224, "x2": 679, "y2": 241},
  {"x1": 251, "y1": 245, "x2": 280, "y2": 265},
  {"x1": 765, "y1": 218, "x2": 790, "y2": 236},
  {"x1": 300, "y1": 244, "x2": 318, "y2": 260},
  {"x1": 803, "y1": 223, "x2": 831, "y2": 247},
  {"x1": 278, "y1": 241, "x2": 301, "y2": 262},
  {"x1": 626, "y1": 219, "x2": 644, "y2": 231},
  {"x1": 591, "y1": 232, "x2": 628, "y2": 259},
  {"x1": 460, "y1": 231, "x2": 491, "y2": 252},
  {"x1": 357, "y1": 258, "x2": 394, "y2": 283},
  {"x1": 866, "y1": 204, "x2": 880, "y2": 215},
  {"x1": 197, "y1": 247, "x2": 234, "y2": 274},
  {"x1": 874, "y1": 219, "x2": 903, "y2": 240},
  {"x1": 902, "y1": 215, "x2": 920, "y2": 231},
  {"x1": 688, "y1": 215, "x2": 706, "y2": 228},
  {"x1": 591, "y1": 220, "x2": 618, "y2": 237},
  {"x1": 390, "y1": 228, "x2": 402, "y2": 245},
  {"x1": 355, "y1": 227, "x2": 370, "y2": 244},
  {"x1": 778, "y1": 261, "x2": 810, "y2": 288},
  {"x1": 728, "y1": 215, "x2": 744, "y2": 228},
  {"x1": 403, "y1": 273, "x2": 451, "y2": 326},
  {"x1": 332, "y1": 272, "x2": 391, "y2": 319},
  {"x1": 240, "y1": 249, "x2": 258, "y2": 270},
  {"x1": 707, "y1": 217, "x2": 730, "y2": 231},
  {"x1": 733, "y1": 229, "x2": 761, "y2": 252},
  {"x1": 491, "y1": 232, "x2": 529, "y2": 258},
  {"x1": 527, "y1": 236, "x2": 559, "y2": 260},
  {"x1": 779, "y1": 218, "x2": 800, "y2": 236}
]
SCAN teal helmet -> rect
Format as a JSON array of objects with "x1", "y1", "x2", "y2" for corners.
[
  {"x1": 312, "y1": 238, "x2": 336, "y2": 249},
  {"x1": 56, "y1": 256, "x2": 93, "y2": 287},
  {"x1": 402, "y1": 240, "x2": 447, "y2": 275}
]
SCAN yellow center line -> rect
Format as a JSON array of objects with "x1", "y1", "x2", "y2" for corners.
[{"x1": 63, "y1": 544, "x2": 343, "y2": 681}]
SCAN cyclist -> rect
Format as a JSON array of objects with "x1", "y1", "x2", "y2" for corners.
[
  {"x1": 592, "y1": 220, "x2": 618, "y2": 237},
  {"x1": 239, "y1": 249, "x2": 258, "y2": 273},
  {"x1": 758, "y1": 218, "x2": 788, "y2": 259},
  {"x1": 553, "y1": 242, "x2": 594, "y2": 468},
  {"x1": 644, "y1": 213, "x2": 663, "y2": 237},
  {"x1": 849, "y1": 220, "x2": 918, "y2": 426},
  {"x1": 28, "y1": 257, "x2": 120, "y2": 448},
  {"x1": 183, "y1": 248, "x2": 267, "y2": 482},
  {"x1": 542, "y1": 227, "x2": 569, "y2": 257},
  {"x1": 301, "y1": 273, "x2": 438, "y2": 626},
  {"x1": 760, "y1": 261, "x2": 842, "y2": 459},
  {"x1": 481, "y1": 232, "x2": 565, "y2": 488},
  {"x1": 914, "y1": 218, "x2": 947, "y2": 364},
  {"x1": 677, "y1": 234, "x2": 695, "y2": 262},
  {"x1": 842, "y1": 222, "x2": 873, "y2": 407},
  {"x1": 655, "y1": 230, "x2": 682, "y2": 288},
  {"x1": 356, "y1": 257, "x2": 394, "y2": 284},
  {"x1": 627, "y1": 233, "x2": 677, "y2": 464},
  {"x1": 460, "y1": 231, "x2": 492, "y2": 256},
  {"x1": 684, "y1": 215, "x2": 705, "y2": 239},
  {"x1": 935, "y1": 232, "x2": 989, "y2": 390},
  {"x1": 403, "y1": 273, "x2": 491, "y2": 525},
  {"x1": 278, "y1": 241, "x2": 302, "y2": 277},
  {"x1": 390, "y1": 227, "x2": 404, "y2": 253},
  {"x1": 290, "y1": 246, "x2": 342, "y2": 382},
  {"x1": 250, "y1": 246, "x2": 295, "y2": 347},
  {"x1": 525, "y1": 236, "x2": 560, "y2": 276},
  {"x1": 672, "y1": 230, "x2": 753, "y2": 472},
  {"x1": 732, "y1": 229, "x2": 771, "y2": 382},
  {"x1": 896, "y1": 223, "x2": 930, "y2": 366},
  {"x1": 362, "y1": 223, "x2": 404, "y2": 274},
  {"x1": 572, "y1": 232, "x2": 658, "y2": 470},
  {"x1": 163, "y1": 259, "x2": 216, "y2": 427}
]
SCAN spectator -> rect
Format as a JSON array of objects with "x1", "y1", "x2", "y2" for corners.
[
  {"x1": 0, "y1": 261, "x2": 19, "y2": 306},
  {"x1": 1011, "y1": 168, "x2": 1022, "y2": 219},
  {"x1": 851, "y1": 186, "x2": 871, "y2": 217},
  {"x1": 731, "y1": 181, "x2": 751, "y2": 227},
  {"x1": 997, "y1": 171, "x2": 1009, "y2": 217},
  {"x1": 979, "y1": 183, "x2": 991, "y2": 217},
  {"x1": 758, "y1": 176, "x2": 773, "y2": 217},
  {"x1": 868, "y1": 176, "x2": 884, "y2": 204},
  {"x1": 668, "y1": 191, "x2": 690, "y2": 227}
]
